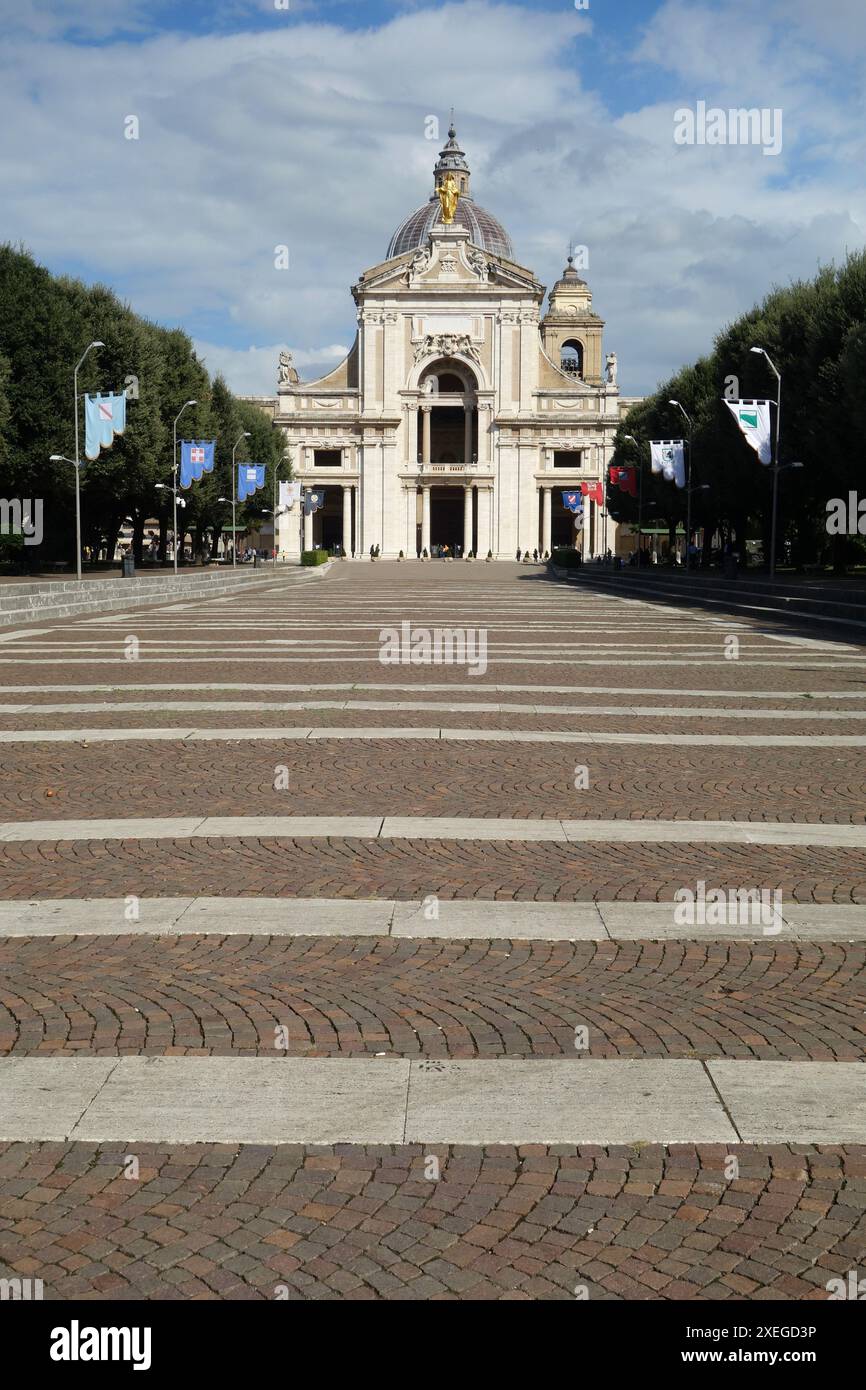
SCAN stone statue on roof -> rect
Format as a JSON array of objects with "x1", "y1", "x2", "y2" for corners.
[{"x1": 278, "y1": 350, "x2": 299, "y2": 386}]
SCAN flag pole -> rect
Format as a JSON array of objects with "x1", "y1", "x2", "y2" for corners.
[
  {"x1": 751, "y1": 349, "x2": 782, "y2": 579},
  {"x1": 73, "y1": 341, "x2": 104, "y2": 580},
  {"x1": 232, "y1": 433, "x2": 251, "y2": 567},
  {"x1": 173, "y1": 401, "x2": 197, "y2": 574},
  {"x1": 623, "y1": 435, "x2": 642, "y2": 560},
  {"x1": 669, "y1": 402, "x2": 693, "y2": 569}
]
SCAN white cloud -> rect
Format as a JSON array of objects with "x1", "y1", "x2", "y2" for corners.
[
  {"x1": 0, "y1": 0, "x2": 864, "y2": 397},
  {"x1": 193, "y1": 340, "x2": 350, "y2": 394}
]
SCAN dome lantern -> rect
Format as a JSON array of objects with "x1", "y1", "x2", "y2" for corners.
[
  {"x1": 386, "y1": 121, "x2": 514, "y2": 261},
  {"x1": 434, "y1": 121, "x2": 471, "y2": 198}
]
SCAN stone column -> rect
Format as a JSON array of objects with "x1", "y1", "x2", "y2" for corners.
[
  {"x1": 542, "y1": 486, "x2": 552, "y2": 555},
  {"x1": 478, "y1": 403, "x2": 491, "y2": 465},
  {"x1": 421, "y1": 485, "x2": 431, "y2": 553},
  {"x1": 303, "y1": 504, "x2": 313, "y2": 551},
  {"x1": 342, "y1": 485, "x2": 353, "y2": 557},
  {"x1": 421, "y1": 405, "x2": 431, "y2": 466},
  {"x1": 463, "y1": 485, "x2": 473, "y2": 556},
  {"x1": 464, "y1": 405, "x2": 473, "y2": 465},
  {"x1": 477, "y1": 488, "x2": 491, "y2": 557},
  {"x1": 408, "y1": 405, "x2": 419, "y2": 465}
]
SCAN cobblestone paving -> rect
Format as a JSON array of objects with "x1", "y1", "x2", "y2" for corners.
[
  {"x1": 1, "y1": 937, "x2": 863, "y2": 1060},
  {"x1": 2, "y1": 563, "x2": 865, "y2": 1300},
  {"x1": 1, "y1": 836, "x2": 864, "y2": 903},
  {"x1": 1, "y1": 742, "x2": 865, "y2": 822},
  {"x1": 1, "y1": 1141, "x2": 863, "y2": 1300}
]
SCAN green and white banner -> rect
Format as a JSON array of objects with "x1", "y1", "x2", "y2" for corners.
[
  {"x1": 650, "y1": 441, "x2": 685, "y2": 488},
  {"x1": 724, "y1": 399, "x2": 774, "y2": 465}
]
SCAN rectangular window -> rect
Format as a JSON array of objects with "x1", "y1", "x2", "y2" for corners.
[
  {"x1": 313, "y1": 449, "x2": 342, "y2": 468},
  {"x1": 553, "y1": 450, "x2": 582, "y2": 469}
]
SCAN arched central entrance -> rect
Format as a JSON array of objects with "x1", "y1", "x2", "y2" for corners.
[
  {"x1": 430, "y1": 486, "x2": 465, "y2": 554},
  {"x1": 551, "y1": 496, "x2": 576, "y2": 549},
  {"x1": 417, "y1": 359, "x2": 478, "y2": 466}
]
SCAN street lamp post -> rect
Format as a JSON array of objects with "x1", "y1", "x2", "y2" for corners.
[
  {"x1": 259, "y1": 507, "x2": 274, "y2": 566},
  {"x1": 231, "y1": 433, "x2": 251, "y2": 568},
  {"x1": 272, "y1": 448, "x2": 292, "y2": 564},
  {"x1": 172, "y1": 400, "x2": 197, "y2": 574},
  {"x1": 601, "y1": 443, "x2": 609, "y2": 558},
  {"x1": 750, "y1": 347, "x2": 783, "y2": 579},
  {"x1": 623, "y1": 434, "x2": 643, "y2": 559},
  {"x1": 669, "y1": 401, "x2": 695, "y2": 568},
  {"x1": 217, "y1": 498, "x2": 231, "y2": 563},
  {"x1": 156, "y1": 482, "x2": 185, "y2": 567},
  {"x1": 71, "y1": 340, "x2": 104, "y2": 579},
  {"x1": 49, "y1": 455, "x2": 81, "y2": 570}
]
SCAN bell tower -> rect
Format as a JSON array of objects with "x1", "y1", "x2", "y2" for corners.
[{"x1": 540, "y1": 252, "x2": 605, "y2": 385}]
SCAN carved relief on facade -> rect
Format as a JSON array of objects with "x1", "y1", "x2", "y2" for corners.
[
  {"x1": 412, "y1": 332, "x2": 482, "y2": 367},
  {"x1": 407, "y1": 247, "x2": 431, "y2": 281},
  {"x1": 467, "y1": 248, "x2": 489, "y2": 282}
]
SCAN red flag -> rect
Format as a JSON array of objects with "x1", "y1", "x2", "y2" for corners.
[
  {"x1": 609, "y1": 465, "x2": 637, "y2": 497},
  {"x1": 580, "y1": 480, "x2": 603, "y2": 505}
]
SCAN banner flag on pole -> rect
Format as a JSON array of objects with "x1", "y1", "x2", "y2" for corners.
[
  {"x1": 179, "y1": 440, "x2": 216, "y2": 489},
  {"x1": 304, "y1": 489, "x2": 324, "y2": 515},
  {"x1": 724, "y1": 399, "x2": 774, "y2": 465},
  {"x1": 84, "y1": 392, "x2": 127, "y2": 461},
  {"x1": 580, "y1": 480, "x2": 603, "y2": 506},
  {"x1": 238, "y1": 463, "x2": 266, "y2": 502},
  {"x1": 279, "y1": 480, "x2": 301, "y2": 511},
  {"x1": 650, "y1": 441, "x2": 686, "y2": 488},
  {"x1": 561, "y1": 490, "x2": 584, "y2": 514},
  {"x1": 609, "y1": 465, "x2": 637, "y2": 497}
]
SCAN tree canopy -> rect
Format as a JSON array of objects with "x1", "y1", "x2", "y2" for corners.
[
  {"x1": 0, "y1": 244, "x2": 281, "y2": 562},
  {"x1": 609, "y1": 250, "x2": 866, "y2": 568}
]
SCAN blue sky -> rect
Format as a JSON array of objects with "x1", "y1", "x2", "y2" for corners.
[{"x1": 2, "y1": 0, "x2": 865, "y2": 396}]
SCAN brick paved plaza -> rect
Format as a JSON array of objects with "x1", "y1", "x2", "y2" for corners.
[{"x1": 0, "y1": 560, "x2": 865, "y2": 1301}]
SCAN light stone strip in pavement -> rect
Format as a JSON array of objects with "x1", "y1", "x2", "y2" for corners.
[
  {"x1": 1, "y1": 726, "x2": 864, "y2": 747},
  {"x1": 1, "y1": 645, "x2": 826, "y2": 659},
  {"x1": 75, "y1": 622, "x2": 749, "y2": 633},
  {"x1": 0, "y1": 656, "x2": 857, "y2": 668},
  {"x1": 2, "y1": 815, "x2": 866, "y2": 847},
  {"x1": 0, "y1": 682, "x2": 860, "y2": 699},
  {"x1": 0, "y1": 622, "x2": 741, "y2": 635},
  {"x1": 1, "y1": 1055, "x2": 864, "y2": 1144},
  {"x1": 7, "y1": 699, "x2": 866, "y2": 720},
  {"x1": 0, "y1": 897, "x2": 862, "y2": 940}
]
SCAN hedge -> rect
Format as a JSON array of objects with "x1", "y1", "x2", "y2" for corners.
[
  {"x1": 301, "y1": 549, "x2": 329, "y2": 567},
  {"x1": 550, "y1": 546, "x2": 582, "y2": 569}
]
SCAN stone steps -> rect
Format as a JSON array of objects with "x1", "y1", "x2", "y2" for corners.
[{"x1": 0, "y1": 569, "x2": 296, "y2": 628}]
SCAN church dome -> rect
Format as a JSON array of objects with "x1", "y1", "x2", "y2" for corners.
[
  {"x1": 387, "y1": 196, "x2": 514, "y2": 260},
  {"x1": 386, "y1": 122, "x2": 514, "y2": 261}
]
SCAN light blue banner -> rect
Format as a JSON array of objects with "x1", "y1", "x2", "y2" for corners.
[
  {"x1": 238, "y1": 463, "x2": 265, "y2": 502},
  {"x1": 84, "y1": 393, "x2": 126, "y2": 461}
]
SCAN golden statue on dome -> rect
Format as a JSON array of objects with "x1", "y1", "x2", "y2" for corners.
[{"x1": 436, "y1": 174, "x2": 460, "y2": 224}]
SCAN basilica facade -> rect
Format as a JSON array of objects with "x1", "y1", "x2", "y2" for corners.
[{"x1": 270, "y1": 125, "x2": 641, "y2": 560}]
